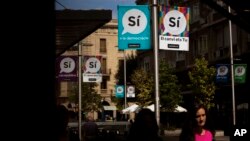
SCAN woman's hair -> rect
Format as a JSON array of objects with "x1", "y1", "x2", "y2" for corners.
[{"x1": 179, "y1": 104, "x2": 215, "y2": 141}]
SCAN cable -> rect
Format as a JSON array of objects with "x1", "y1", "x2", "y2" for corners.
[{"x1": 55, "y1": 0, "x2": 67, "y2": 9}]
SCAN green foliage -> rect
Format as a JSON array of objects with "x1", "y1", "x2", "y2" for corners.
[
  {"x1": 159, "y1": 60, "x2": 183, "y2": 112},
  {"x1": 188, "y1": 57, "x2": 216, "y2": 110},
  {"x1": 115, "y1": 53, "x2": 138, "y2": 85},
  {"x1": 131, "y1": 68, "x2": 154, "y2": 106},
  {"x1": 114, "y1": 53, "x2": 138, "y2": 108},
  {"x1": 68, "y1": 82, "x2": 102, "y2": 112},
  {"x1": 110, "y1": 95, "x2": 124, "y2": 110}
]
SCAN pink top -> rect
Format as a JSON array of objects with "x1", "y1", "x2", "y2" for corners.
[{"x1": 195, "y1": 130, "x2": 213, "y2": 141}]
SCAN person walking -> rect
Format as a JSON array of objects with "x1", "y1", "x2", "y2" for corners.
[
  {"x1": 56, "y1": 105, "x2": 70, "y2": 141},
  {"x1": 83, "y1": 115, "x2": 99, "y2": 141},
  {"x1": 179, "y1": 104, "x2": 215, "y2": 141},
  {"x1": 126, "y1": 108, "x2": 163, "y2": 141}
]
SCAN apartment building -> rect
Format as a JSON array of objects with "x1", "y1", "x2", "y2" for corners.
[{"x1": 56, "y1": 19, "x2": 136, "y2": 119}]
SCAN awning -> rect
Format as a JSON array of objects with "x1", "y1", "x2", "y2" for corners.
[
  {"x1": 103, "y1": 106, "x2": 117, "y2": 111},
  {"x1": 122, "y1": 104, "x2": 140, "y2": 114},
  {"x1": 56, "y1": 9, "x2": 112, "y2": 57},
  {"x1": 145, "y1": 104, "x2": 187, "y2": 112},
  {"x1": 174, "y1": 105, "x2": 187, "y2": 113},
  {"x1": 237, "y1": 103, "x2": 248, "y2": 110}
]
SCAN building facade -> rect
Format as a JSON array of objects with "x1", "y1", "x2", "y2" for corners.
[{"x1": 56, "y1": 19, "x2": 136, "y2": 120}]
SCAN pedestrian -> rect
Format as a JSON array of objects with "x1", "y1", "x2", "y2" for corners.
[
  {"x1": 55, "y1": 105, "x2": 70, "y2": 141},
  {"x1": 83, "y1": 115, "x2": 99, "y2": 141},
  {"x1": 179, "y1": 104, "x2": 215, "y2": 141},
  {"x1": 126, "y1": 108, "x2": 163, "y2": 141}
]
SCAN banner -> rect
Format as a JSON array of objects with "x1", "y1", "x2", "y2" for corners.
[
  {"x1": 118, "y1": 5, "x2": 151, "y2": 50},
  {"x1": 115, "y1": 85, "x2": 124, "y2": 98},
  {"x1": 83, "y1": 56, "x2": 102, "y2": 82},
  {"x1": 234, "y1": 64, "x2": 247, "y2": 84},
  {"x1": 216, "y1": 64, "x2": 230, "y2": 83},
  {"x1": 159, "y1": 6, "x2": 190, "y2": 51},
  {"x1": 127, "y1": 85, "x2": 135, "y2": 98},
  {"x1": 56, "y1": 56, "x2": 78, "y2": 81}
]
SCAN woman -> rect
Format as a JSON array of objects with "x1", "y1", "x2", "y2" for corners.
[{"x1": 179, "y1": 104, "x2": 215, "y2": 141}]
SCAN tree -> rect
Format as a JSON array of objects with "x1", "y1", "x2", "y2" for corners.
[
  {"x1": 159, "y1": 60, "x2": 183, "y2": 112},
  {"x1": 188, "y1": 57, "x2": 216, "y2": 110},
  {"x1": 68, "y1": 82, "x2": 102, "y2": 112},
  {"x1": 131, "y1": 68, "x2": 154, "y2": 106},
  {"x1": 114, "y1": 53, "x2": 138, "y2": 109},
  {"x1": 115, "y1": 52, "x2": 138, "y2": 85}
]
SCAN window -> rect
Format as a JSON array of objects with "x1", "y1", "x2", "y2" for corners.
[
  {"x1": 102, "y1": 58, "x2": 107, "y2": 74},
  {"x1": 101, "y1": 78, "x2": 107, "y2": 89},
  {"x1": 191, "y1": 3, "x2": 200, "y2": 23},
  {"x1": 100, "y1": 38, "x2": 107, "y2": 53},
  {"x1": 198, "y1": 35, "x2": 208, "y2": 55}
]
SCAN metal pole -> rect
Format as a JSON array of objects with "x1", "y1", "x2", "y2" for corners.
[
  {"x1": 124, "y1": 50, "x2": 127, "y2": 120},
  {"x1": 228, "y1": 6, "x2": 236, "y2": 125},
  {"x1": 152, "y1": 0, "x2": 160, "y2": 126},
  {"x1": 78, "y1": 41, "x2": 82, "y2": 141}
]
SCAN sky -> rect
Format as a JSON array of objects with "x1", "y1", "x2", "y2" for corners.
[{"x1": 55, "y1": 0, "x2": 137, "y2": 19}]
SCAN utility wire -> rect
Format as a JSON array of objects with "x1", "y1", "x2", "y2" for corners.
[{"x1": 55, "y1": 0, "x2": 67, "y2": 9}]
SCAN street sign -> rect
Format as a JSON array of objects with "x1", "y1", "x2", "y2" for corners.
[
  {"x1": 159, "y1": 6, "x2": 190, "y2": 51},
  {"x1": 118, "y1": 5, "x2": 151, "y2": 50}
]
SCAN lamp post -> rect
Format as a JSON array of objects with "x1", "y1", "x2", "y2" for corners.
[
  {"x1": 152, "y1": 0, "x2": 160, "y2": 127},
  {"x1": 124, "y1": 50, "x2": 127, "y2": 120},
  {"x1": 228, "y1": 6, "x2": 236, "y2": 126},
  {"x1": 78, "y1": 41, "x2": 82, "y2": 141}
]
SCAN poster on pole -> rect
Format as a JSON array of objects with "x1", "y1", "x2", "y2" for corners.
[
  {"x1": 159, "y1": 6, "x2": 190, "y2": 51},
  {"x1": 82, "y1": 56, "x2": 102, "y2": 82},
  {"x1": 56, "y1": 56, "x2": 78, "y2": 81},
  {"x1": 127, "y1": 85, "x2": 135, "y2": 98},
  {"x1": 118, "y1": 5, "x2": 151, "y2": 50},
  {"x1": 234, "y1": 64, "x2": 247, "y2": 84},
  {"x1": 115, "y1": 85, "x2": 125, "y2": 98},
  {"x1": 216, "y1": 64, "x2": 230, "y2": 83}
]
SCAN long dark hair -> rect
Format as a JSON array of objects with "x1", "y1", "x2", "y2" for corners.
[{"x1": 179, "y1": 104, "x2": 215, "y2": 141}]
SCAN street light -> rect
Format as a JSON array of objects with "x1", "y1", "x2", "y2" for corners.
[{"x1": 124, "y1": 50, "x2": 127, "y2": 120}]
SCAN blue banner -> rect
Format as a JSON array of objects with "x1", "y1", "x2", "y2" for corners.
[
  {"x1": 115, "y1": 85, "x2": 124, "y2": 98},
  {"x1": 216, "y1": 64, "x2": 230, "y2": 83},
  {"x1": 118, "y1": 5, "x2": 151, "y2": 50}
]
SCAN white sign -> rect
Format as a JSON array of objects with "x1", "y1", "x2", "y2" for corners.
[
  {"x1": 83, "y1": 56, "x2": 102, "y2": 82},
  {"x1": 127, "y1": 85, "x2": 135, "y2": 98},
  {"x1": 159, "y1": 6, "x2": 190, "y2": 51}
]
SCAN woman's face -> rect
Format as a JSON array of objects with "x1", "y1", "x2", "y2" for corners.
[{"x1": 195, "y1": 108, "x2": 206, "y2": 127}]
